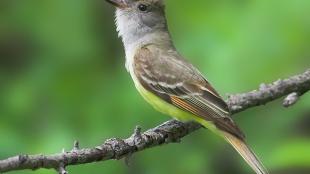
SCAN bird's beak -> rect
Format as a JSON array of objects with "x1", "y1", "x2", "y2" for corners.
[{"x1": 106, "y1": 0, "x2": 128, "y2": 9}]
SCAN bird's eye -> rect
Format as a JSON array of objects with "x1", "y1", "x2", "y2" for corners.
[{"x1": 138, "y1": 4, "x2": 148, "y2": 12}]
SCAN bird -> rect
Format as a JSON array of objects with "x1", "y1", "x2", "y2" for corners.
[{"x1": 106, "y1": 0, "x2": 268, "y2": 173}]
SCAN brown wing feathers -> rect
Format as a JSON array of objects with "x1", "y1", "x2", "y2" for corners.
[
  {"x1": 134, "y1": 46, "x2": 245, "y2": 139},
  {"x1": 171, "y1": 96, "x2": 206, "y2": 118}
]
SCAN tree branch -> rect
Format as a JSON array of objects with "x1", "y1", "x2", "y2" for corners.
[
  {"x1": 1, "y1": 69, "x2": 309, "y2": 173},
  {"x1": 227, "y1": 69, "x2": 310, "y2": 113}
]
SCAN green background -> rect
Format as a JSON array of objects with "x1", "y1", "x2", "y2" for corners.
[{"x1": 0, "y1": 0, "x2": 310, "y2": 173}]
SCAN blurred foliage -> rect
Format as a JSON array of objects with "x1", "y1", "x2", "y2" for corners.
[{"x1": 0, "y1": 0, "x2": 310, "y2": 174}]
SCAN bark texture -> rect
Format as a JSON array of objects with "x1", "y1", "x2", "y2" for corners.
[{"x1": 0, "y1": 69, "x2": 309, "y2": 173}]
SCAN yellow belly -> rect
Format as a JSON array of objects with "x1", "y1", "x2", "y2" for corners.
[{"x1": 134, "y1": 81, "x2": 218, "y2": 132}]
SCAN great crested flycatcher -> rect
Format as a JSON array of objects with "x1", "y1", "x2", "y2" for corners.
[{"x1": 106, "y1": 0, "x2": 268, "y2": 173}]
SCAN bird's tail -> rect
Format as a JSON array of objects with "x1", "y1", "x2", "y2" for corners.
[{"x1": 223, "y1": 132, "x2": 269, "y2": 174}]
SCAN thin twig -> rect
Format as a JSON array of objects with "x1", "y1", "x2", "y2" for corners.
[{"x1": 0, "y1": 69, "x2": 309, "y2": 173}]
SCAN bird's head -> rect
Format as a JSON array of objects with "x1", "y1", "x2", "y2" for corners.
[{"x1": 106, "y1": 0, "x2": 168, "y2": 44}]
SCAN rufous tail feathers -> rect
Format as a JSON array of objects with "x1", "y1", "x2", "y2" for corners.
[{"x1": 223, "y1": 132, "x2": 269, "y2": 174}]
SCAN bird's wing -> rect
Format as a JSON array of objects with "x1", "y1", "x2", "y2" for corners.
[{"x1": 133, "y1": 45, "x2": 244, "y2": 139}]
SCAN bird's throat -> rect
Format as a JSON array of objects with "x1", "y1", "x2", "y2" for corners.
[{"x1": 115, "y1": 9, "x2": 174, "y2": 71}]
